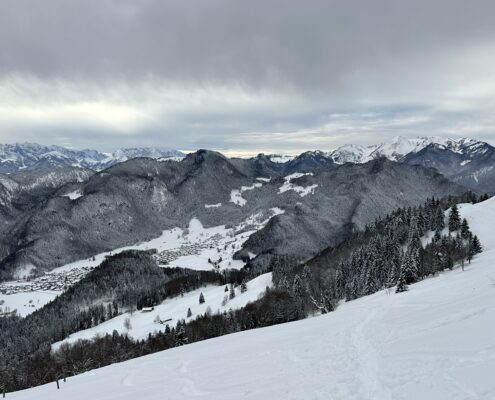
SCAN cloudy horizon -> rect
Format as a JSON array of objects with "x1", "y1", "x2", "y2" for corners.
[{"x1": 1, "y1": 0, "x2": 495, "y2": 155}]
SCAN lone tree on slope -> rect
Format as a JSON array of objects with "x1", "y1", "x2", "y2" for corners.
[{"x1": 199, "y1": 292, "x2": 205, "y2": 304}]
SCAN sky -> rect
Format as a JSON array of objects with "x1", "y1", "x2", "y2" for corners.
[{"x1": 0, "y1": 0, "x2": 495, "y2": 155}]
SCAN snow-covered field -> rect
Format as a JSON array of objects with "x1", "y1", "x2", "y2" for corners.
[
  {"x1": 52, "y1": 273, "x2": 272, "y2": 350},
  {"x1": 9, "y1": 198, "x2": 495, "y2": 399},
  {"x1": 0, "y1": 290, "x2": 60, "y2": 317}
]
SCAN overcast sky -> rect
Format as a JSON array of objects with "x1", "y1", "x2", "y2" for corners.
[{"x1": 0, "y1": 0, "x2": 494, "y2": 154}]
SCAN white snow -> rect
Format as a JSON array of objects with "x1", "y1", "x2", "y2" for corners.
[
  {"x1": 331, "y1": 136, "x2": 483, "y2": 164},
  {"x1": 278, "y1": 172, "x2": 318, "y2": 197},
  {"x1": 460, "y1": 159, "x2": 471, "y2": 166},
  {"x1": 62, "y1": 190, "x2": 83, "y2": 200},
  {"x1": 229, "y1": 183, "x2": 262, "y2": 206},
  {"x1": 204, "y1": 203, "x2": 222, "y2": 208},
  {"x1": 52, "y1": 273, "x2": 273, "y2": 350},
  {"x1": 270, "y1": 155, "x2": 295, "y2": 163},
  {"x1": 256, "y1": 177, "x2": 271, "y2": 182},
  {"x1": 0, "y1": 290, "x2": 60, "y2": 317},
  {"x1": 9, "y1": 198, "x2": 495, "y2": 399},
  {"x1": 12, "y1": 263, "x2": 36, "y2": 279}
]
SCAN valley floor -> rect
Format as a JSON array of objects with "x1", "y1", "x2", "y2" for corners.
[{"x1": 8, "y1": 199, "x2": 495, "y2": 399}]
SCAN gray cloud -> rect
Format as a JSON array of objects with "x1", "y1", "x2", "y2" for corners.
[{"x1": 0, "y1": 0, "x2": 494, "y2": 153}]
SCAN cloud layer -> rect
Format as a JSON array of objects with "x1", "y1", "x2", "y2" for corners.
[{"x1": 1, "y1": 0, "x2": 494, "y2": 153}]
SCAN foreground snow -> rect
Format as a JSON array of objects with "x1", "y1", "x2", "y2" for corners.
[{"x1": 10, "y1": 198, "x2": 495, "y2": 399}]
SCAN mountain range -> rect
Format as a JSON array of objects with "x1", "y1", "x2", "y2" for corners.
[
  {"x1": 0, "y1": 143, "x2": 184, "y2": 173},
  {"x1": 0, "y1": 149, "x2": 463, "y2": 280},
  {"x1": 2, "y1": 136, "x2": 493, "y2": 193}
]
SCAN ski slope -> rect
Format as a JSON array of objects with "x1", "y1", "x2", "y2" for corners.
[{"x1": 9, "y1": 198, "x2": 495, "y2": 399}]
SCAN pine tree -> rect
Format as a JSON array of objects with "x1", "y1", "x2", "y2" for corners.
[
  {"x1": 470, "y1": 235, "x2": 482, "y2": 256},
  {"x1": 401, "y1": 247, "x2": 419, "y2": 284},
  {"x1": 240, "y1": 279, "x2": 247, "y2": 293},
  {"x1": 396, "y1": 272, "x2": 408, "y2": 293},
  {"x1": 229, "y1": 283, "x2": 235, "y2": 299},
  {"x1": 224, "y1": 285, "x2": 229, "y2": 292},
  {"x1": 175, "y1": 324, "x2": 188, "y2": 346},
  {"x1": 199, "y1": 292, "x2": 205, "y2": 304},
  {"x1": 460, "y1": 218, "x2": 470, "y2": 239},
  {"x1": 186, "y1": 308, "x2": 192, "y2": 318},
  {"x1": 433, "y1": 229, "x2": 442, "y2": 243},
  {"x1": 292, "y1": 275, "x2": 304, "y2": 298},
  {"x1": 433, "y1": 207, "x2": 445, "y2": 231},
  {"x1": 448, "y1": 204, "x2": 461, "y2": 232}
]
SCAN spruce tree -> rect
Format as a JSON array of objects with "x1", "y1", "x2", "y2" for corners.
[
  {"x1": 448, "y1": 204, "x2": 461, "y2": 232},
  {"x1": 401, "y1": 249, "x2": 418, "y2": 284},
  {"x1": 240, "y1": 279, "x2": 247, "y2": 293},
  {"x1": 470, "y1": 235, "x2": 482, "y2": 255},
  {"x1": 199, "y1": 292, "x2": 205, "y2": 304},
  {"x1": 434, "y1": 207, "x2": 445, "y2": 231},
  {"x1": 229, "y1": 283, "x2": 236, "y2": 299},
  {"x1": 460, "y1": 218, "x2": 470, "y2": 240},
  {"x1": 186, "y1": 308, "x2": 192, "y2": 318},
  {"x1": 175, "y1": 324, "x2": 188, "y2": 346},
  {"x1": 396, "y1": 272, "x2": 408, "y2": 293}
]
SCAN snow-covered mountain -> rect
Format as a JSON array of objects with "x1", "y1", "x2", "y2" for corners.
[
  {"x1": 9, "y1": 197, "x2": 495, "y2": 400},
  {"x1": 0, "y1": 143, "x2": 184, "y2": 173},
  {"x1": 329, "y1": 136, "x2": 482, "y2": 164},
  {"x1": 318, "y1": 136, "x2": 495, "y2": 193}
]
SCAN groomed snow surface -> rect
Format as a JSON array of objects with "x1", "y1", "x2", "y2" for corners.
[{"x1": 9, "y1": 198, "x2": 495, "y2": 399}]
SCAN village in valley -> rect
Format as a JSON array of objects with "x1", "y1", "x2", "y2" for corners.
[{"x1": 0, "y1": 265, "x2": 93, "y2": 297}]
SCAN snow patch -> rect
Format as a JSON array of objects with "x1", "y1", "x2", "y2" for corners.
[
  {"x1": 62, "y1": 190, "x2": 83, "y2": 200},
  {"x1": 230, "y1": 183, "x2": 262, "y2": 206},
  {"x1": 279, "y1": 172, "x2": 318, "y2": 197},
  {"x1": 205, "y1": 203, "x2": 222, "y2": 208},
  {"x1": 270, "y1": 155, "x2": 295, "y2": 163}
]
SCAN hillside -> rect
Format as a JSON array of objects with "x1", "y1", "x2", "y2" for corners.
[
  {"x1": 0, "y1": 152, "x2": 463, "y2": 279},
  {"x1": 8, "y1": 197, "x2": 495, "y2": 400}
]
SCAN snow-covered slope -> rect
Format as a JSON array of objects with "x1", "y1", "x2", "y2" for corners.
[
  {"x1": 9, "y1": 198, "x2": 495, "y2": 399},
  {"x1": 52, "y1": 273, "x2": 272, "y2": 350}
]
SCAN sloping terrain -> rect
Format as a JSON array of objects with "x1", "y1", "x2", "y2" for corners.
[
  {"x1": 0, "y1": 151, "x2": 463, "y2": 279},
  {"x1": 9, "y1": 197, "x2": 495, "y2": 400},
  {"x1": 402, "y1": 141, "x2": 495, "y2": 193}
]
